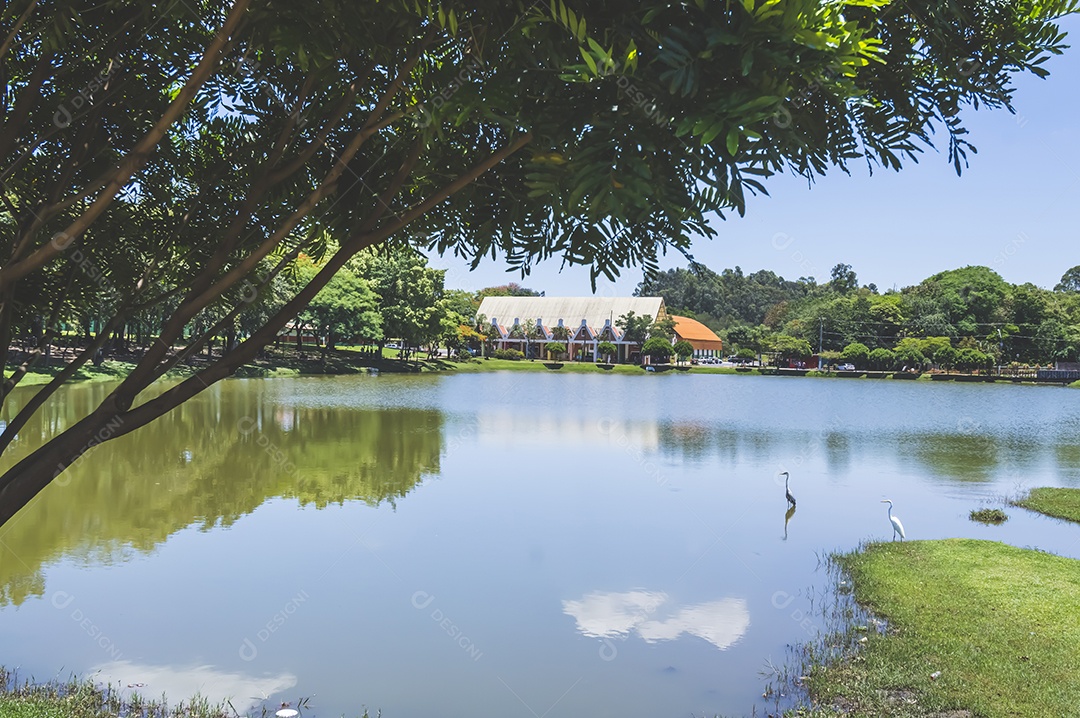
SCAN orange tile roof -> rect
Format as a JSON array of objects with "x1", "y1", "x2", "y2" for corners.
[{"x1": 671, "y1": 315, "x2": 722, "y2": 344}]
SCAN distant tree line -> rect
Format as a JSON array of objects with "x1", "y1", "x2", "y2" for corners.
[{"x1": 639, "y1": 263, "x2": 1080, "y2": 367}]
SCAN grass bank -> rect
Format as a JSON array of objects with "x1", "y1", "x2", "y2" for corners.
[
  {"x1": 0, "y1": 670, "x2": 231, "y2": 718},
  {"x1": 434, "y1": 358, "x2": 700, "y2": 374},
  {"x1": 801, "y1": 539, "x2": 1080, "y2": 717},
  {"x1": 1013, "y1": 487, "x2": 1080, "y2": 524}
]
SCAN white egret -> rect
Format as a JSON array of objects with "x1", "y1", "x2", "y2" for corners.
[
  {"x1": 881, "y1": 499, "x2": 905, "y2": 541},
  {"x1": 780, "y1": 471, "x2": 796, "y2": 507}
]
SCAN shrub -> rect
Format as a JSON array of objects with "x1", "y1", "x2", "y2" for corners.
[
  {"x1": 935, "y1": 345, "x2": 958, "y2": 370},
  {"x1": 894, "y1": 345, "x2": 926, "y2": 370},
  {"x1": 735, "y1": 348, "x2": 756, "y2": 361},
  {"x1": 545, "y1": 342, "x2": 567, "y2": 358},
  {"x1": 868, "y1": 347, "x2": 895, "y2": 370},
  {"x1": 596, "y1": 341, "x2": 618, "y2": 362},
  {"x1": 957, "y1": 348, "x2": 992, "y2": 373},
  {"x1": 642, "y1": 337, "x2": 673, "y2": 360},
  {"x1": 493, "y1": 348, "x2": 525, "y2": 360},
  {"x1": 673, "y1": 340, "x2": 694, "y2": 361},
  {"x1": 970, "y1": 508, "x2": 1009, "y2": 524},
  {"x1": 840, "y1": 342, "x2": 870, "y2": 368}
]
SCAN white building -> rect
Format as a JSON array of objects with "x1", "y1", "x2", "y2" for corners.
[{"x1": 476, "y1": 296, "x2": 668, "y2": 361}]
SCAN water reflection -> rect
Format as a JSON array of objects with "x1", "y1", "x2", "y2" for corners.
[
  {"x1": 562, "y1": 590, "x2": 750, "y2": 651},
  {"x1": 2, "y1": 374, "x2": 1080, "y2": 718},
  {"x1": 783, "y1": 505, "x2": 796, "y2": 541},
  {"x1": 0, "y1": 380, "x2": 443, "y2": 607},
  {"x1": 653, "y1": 419, "x2": 1066, "y2": 485},
  {"x1": 91, "y1": 660, "x2": 296, "y2": 710}
]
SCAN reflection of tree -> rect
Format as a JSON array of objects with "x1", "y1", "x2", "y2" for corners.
[
  {"x1": 1057, "y1": 444, "x2": 1080, "y2": 483},
  {"x1": 908, "y1": 433, "x2": 1002, "y2": 482},
  {"x1": 0, "y1": 381, "x2": 442, "y2": 607}
]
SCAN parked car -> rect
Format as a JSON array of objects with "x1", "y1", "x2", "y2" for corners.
[{"x1": 837, "y1": 363, "x2": 856, "y2": 371}]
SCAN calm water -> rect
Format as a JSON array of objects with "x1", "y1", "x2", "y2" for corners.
[{"x1": 1, "y1": 373, "x2": 1079, "y2": 717}]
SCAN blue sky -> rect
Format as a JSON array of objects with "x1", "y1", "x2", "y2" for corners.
[{"x1": 431, "y1": 15, "x2": 1080, "y2": 296}]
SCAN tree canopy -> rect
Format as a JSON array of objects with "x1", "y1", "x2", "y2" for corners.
[
  {"x1": 0, "y1": 0, "x2": 1077, "y2": 525},
  {"x1": 649, "y1": 262, "x2": 1080, "y2": 366}
]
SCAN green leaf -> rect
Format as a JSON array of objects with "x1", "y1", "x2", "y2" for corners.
[
  {"x1": 579, "y1": 47, "x2": 598, "y2": 75},
  {"x1": 726, "y1": 128, "x2": 740, "y2": 156}
]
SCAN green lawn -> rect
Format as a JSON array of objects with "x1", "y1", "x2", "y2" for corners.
[
  {"x1": 16, "y1": 359, "x2": 138, "y2": 386},
  {"x1": 440, "y1": 358, "x2": 650, "y2": 374},
  {"x1": 1013, "y1": 487, "x2": 1080, "y2": 524},
  {"x1": 810, "y1": 539, "x2": 1080, "y2": 717}
]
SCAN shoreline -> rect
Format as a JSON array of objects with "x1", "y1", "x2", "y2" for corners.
[
  {"x1": 788, "y1": 538, "x2": 1080, "y2": 717},
  {"x1": 10, "y1": 351, "x2": 1080, "y2": 389}
]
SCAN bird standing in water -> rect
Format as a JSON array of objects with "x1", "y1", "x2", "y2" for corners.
[
  {"x1": 881, "y1": 499, "x2": 905, "y2": 541},
  {"x1": 780, "y1": 471, "x2": 796, "y2": 508}
]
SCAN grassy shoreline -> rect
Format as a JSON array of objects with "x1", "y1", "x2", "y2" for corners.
[
  {"x1": 1013, "y1": 487, "x2": 1080, "y2": 524},
  {"x1": 795, "y1": 539, "x2": 1080, "y2": 717},
  {"x1": 11, "y1": 350, "x2": 1078, "y2": 388},
  {"x1": 0, "y1": 670, "x2": 232, "y2": 718}
]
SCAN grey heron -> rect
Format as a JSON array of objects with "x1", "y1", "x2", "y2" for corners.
[{"x1": 780, "y1": 471, "x2": 796, "y2": 508}]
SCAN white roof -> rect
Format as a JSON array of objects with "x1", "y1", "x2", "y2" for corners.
[{"x1": 477, "y1": 296, "x2": 666, "y2": 329}]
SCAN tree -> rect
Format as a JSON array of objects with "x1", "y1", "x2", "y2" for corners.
[
  {"x1": 894, "y1": 345, "x2": 927, "y2": 371},
  {"x1": 1056, "y1": 266, "x2": 1080, "y2": 293},
  {"x1": 616, "y1": 312, "x2": 652, "y2": 344},
  {"x1": 475, "y1": 283, "x2": 541, "y2": 298},
  {"x1": 868, "y1": 347, "x2": 895, "y2": 371},
  {"x1": 829, "y1": 264, "x2": 859, "y2": 294},
  {"x1": 839, "y1": 342, "x2": 870, "y2": 368},
  {"x1": 545, "y1": 342, "x2": 567, "y2": 359},
  {"x1": 350, "y1": 248, "x2": 448, "y2": 358},
  {"x1": 1, "y1": 0, "x2": 1074, "y2": 526},
  {"x1": 650, "y1": 316, "x2": 678, "y2": 342},
  {"x1": 596, "y1": 341, "x2": 618, "y2": 363},
  {"x1": 641, "y1": 337, "x2": 673, "y2": 363},
  {"x1": 957, "y1": 347, "x2": 991, "y2": 373},
  {"x1": 919, "y1": 336, "x2": 953, "y2": 363},
  {"x1": 735, "y1": 348, "x2": 756, "y2": 362},
  {"x1": 673, "y1": 340, "x2": 694, "y2": 365},
  {"x1": 935, "y1": 345, "x2": 958, "y2": 372},
  {"x1": 768, "y1": 335, "x2": 813, "y2": 363},
  {"x1": 299, "y1": 265, "x2": 382, "y2": 360},
  {"x1": 442, "y1": 289, "x2": 480, "y2": 320}
]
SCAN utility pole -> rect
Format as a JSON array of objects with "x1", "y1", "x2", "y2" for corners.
[{"x1": 818, "y1": 317, "x2": 824, "y2": 369}]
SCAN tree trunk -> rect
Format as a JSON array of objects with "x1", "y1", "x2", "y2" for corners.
[{"x1": 0, "y1": 405, "x2": 125, "y2": 526}]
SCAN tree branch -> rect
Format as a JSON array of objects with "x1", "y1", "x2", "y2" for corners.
[
  {"x1": 0, "y1": 310, "x2": 125, "y2": 455},
  {"x1": 0, "y1": 0, "x2": 252, "y2": 288},
  {"x1": 0, "y1": 0, "x2": 37, "y2": 63}
]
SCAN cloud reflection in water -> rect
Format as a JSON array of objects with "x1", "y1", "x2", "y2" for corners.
[{"x1": 562, "y1": 590, "x2": 750, "y2": 651}]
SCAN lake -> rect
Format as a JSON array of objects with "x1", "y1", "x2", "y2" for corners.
[{"x1": 1, "y1": 373, "x2": 1078, "y2": 718}]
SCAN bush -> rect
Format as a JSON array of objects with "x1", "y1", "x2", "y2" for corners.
[
  {"x1": 673, "y1": 340, "x2": 695, "y2": 361},
  {"x1": 642, "y1": 337, "x2": 673, "y2": 360},
  {"x1": 735, "y1": 348, "x2": 756, "y2": 360},
  {"x1": 840, "y1": 342, "x2": 870, "y2": 368},
  {"x1": 894, "y1": 346, "x2": 926, "y2": 370},
  {"x1": 970, "y1": 508, "x2": 1009, "y2": 524},
  {"x1": 493, "y1": 348, "x2": 525, "y2": 360},
  {"x1": 596, "y1": 341, "x2": 618, "y2": 362},
  {"x1": 545, "y1": 342, "x2": 567, "y2": 358},
  {"x1": 868, "y1": 347, "x2": 895, "y2": 370},
  {"x1": 957, "y1": 348, "x2": 991, "y2": 373},
  {"x1": 935, "y1": 345, "x2": 958, "y2": 371}
]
